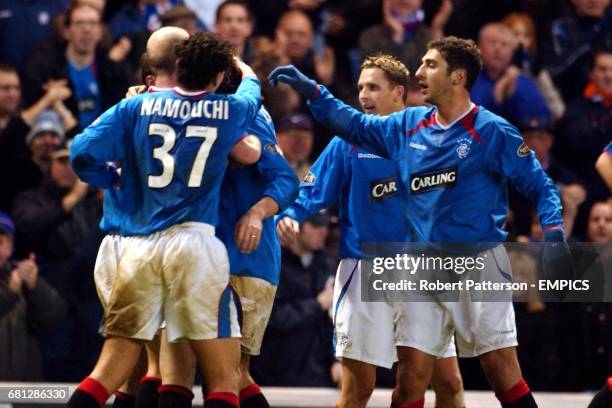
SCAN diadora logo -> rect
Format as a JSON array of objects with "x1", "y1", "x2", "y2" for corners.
[
  {"x1": 410, "y1": 167, "x2": 457, "y2": 194},
  {"x1": 357, "y1": 153, "x2": 381, "y2": 159},
  {"x1": 409, "y1": 142, "x2": 427, "y2": 151},
  {"x1": 456, "y1": 138, "x2": 472, "y2": 159},
  {"x1": 370, "y1": 177, "x2": 398, "y2": 201}
]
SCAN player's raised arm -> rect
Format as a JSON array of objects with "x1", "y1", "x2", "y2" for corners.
[
  {"x1": 255, "y1": 123, "x2": 300, "y2": 213},
  {"x1": 231, "y1": 58, "x2": 262, "y2": 129},
  {"x1": 230, "y1": 134, "x2": 261, "y2": 165},
  {"x1": 281, "y1": 137, "x2": 348, "y2": 225},
  {"x1": 70, "y1": 100, "x2": 131, "y2": 188},
  {"x1": 268, "y1": 65, "x2": 403, "y2": 159}
]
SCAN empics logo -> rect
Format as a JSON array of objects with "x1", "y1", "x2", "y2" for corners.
[
  {"x1": 410, "y1": 167, "x2": 457, "y2": 194},
  {"x1": 371, "y1": 177, "x2": 398, "y2": 201}
]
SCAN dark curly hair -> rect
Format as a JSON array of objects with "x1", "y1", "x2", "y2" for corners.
[
  {"x1": 427, "y1": 36, "x2": 482, "y2": 91},
  {"x1": 175, "y1": 32, "x2": 234, "y2": 90},
  {"x1": 217, "y1": 61, "x2": 242, "y2": 94}
]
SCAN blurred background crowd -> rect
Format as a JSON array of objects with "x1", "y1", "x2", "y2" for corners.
[{"x1": 0, "y1": 0, "x2": 610, "y2": 393}]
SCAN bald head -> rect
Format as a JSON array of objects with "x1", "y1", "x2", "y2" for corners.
[
  {"x1": 478, "y1": 23, "x2": 515, "y2": 75},
  {"x1": 146, "y1": 26, "x2": 189, "y2": 75},
  {"x1": 276, "y1": 10, "x2": 313, "y2": 60}
]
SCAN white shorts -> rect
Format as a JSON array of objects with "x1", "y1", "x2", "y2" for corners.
[
  {"x1": 230, "y1": 275, "x2": 277, "y2": 356},
  {"x1": 94, "y1": 222, "x2": 240, "y2": 342},
  {"x1": 394, "y1": 245, "x2": 518, "y2": 358},
  {"x1": 333, "y1": 258, "x2": 456, "y2": 369}
]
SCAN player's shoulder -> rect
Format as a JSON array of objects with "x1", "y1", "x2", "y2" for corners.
[
  {"x1": 325, "y1": 136, "x2": 354, "y2": 155},
  {"x1": 395, "y1": 105, "x2": 435, "y2": 126},
  {"x1": 247, "y1": 107, "x2": 276, "y2": 142},
  {"x1": 474, "y1": 105, "x2": 520, "y2": 139}
]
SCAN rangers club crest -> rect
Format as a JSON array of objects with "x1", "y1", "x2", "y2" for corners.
[{"x1": 456, "y1": 138, "x2": 472, "y2": 159}]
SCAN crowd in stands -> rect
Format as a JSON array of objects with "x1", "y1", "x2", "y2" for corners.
[{"x1": 0, "y1": 0, "x2": 610, "y2": 393}]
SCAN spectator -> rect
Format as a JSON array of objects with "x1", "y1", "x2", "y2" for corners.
[
  {"x1": 543, "y1": 0, "x2": 611, "y2": 101},
  {"x1": 580, "y1": 201, "x2": 612, "y2": 389},
  {"x1": 11, "y1": 142, "x2": 101, "y2": 380},
  {"x1": 502, "y1": 13, "x2": 566, "y2": 119},
  {"x1": 249, "y1": 0, "x2": 328, "y2": 39},
  {"x1": 159, "y1": 5, "x2": 199, "y2": 34},
  {"x1": 0, "y1": 80, "x2": 75, "y2": 213},
  {"x1": 0, "y1": 212, "x2": 68, "y2": 381},
  {"x1": 24, "y1": 3, "x2": 130, "y2": 130},
  {"x1": 0, "y1": 65, "x2": 75, "y2": 141},
  {"x1": 12, "y1": 143, "x2": 101, "y2": 264},
  {"x1": 274, "y1": 8, "x2": 337, "y2": 156},
  {"x1": 24, "y1": 112, "x2": 67, "y2": 177},
  {"x1": 0, "y1": 0, "x2": 68, "y2": 70},
  {"x1": 586, "y1": 200, "x2": 612, "y2": 243},
  {"x1": 250, "y1": 42, "x2": 302, "y2": 124},
  {"x1": 275, "y1": 9, "x2": 336, "y2": 87},
  {"x1": 184, "y1": 0, "x2": 224, "y2": 31},
  {"x1": 252, "y1": 212, "x2": 336, "y2": 387},
  {"x1": 510, "y1": 243, "x2": 562, "y2": 390},
  {"x1": 554, "y1": 49, "x2": 612, "y2": 237},
  {"x1": 51, "y1": 0, "x2": 134, "y2": 65},
  {"x1": 277, "y1": 113, "x2": 315, "y2": 180},
  {"x1": 358, "y1": 0, "x2": 452, "y2": 75},
  {"x1": 509, "y1": 117, "x2": 586, "y2": 238},
  {"x1": 110, "y1": 0, "x2": 185, "y2": 34},
  {"x1": 214, "y1": 0, "x2": 255, "y2": 63},
  {"x1": 471, "y1": 22, "x2": 551, "y2": 126},
  {"x1": 0, "y1": 64, "x2": 23, "y2": 131}
]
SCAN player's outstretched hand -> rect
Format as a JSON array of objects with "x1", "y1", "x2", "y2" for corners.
[
  {"x1": 235, "y1": 209, "x2": 264, "y2": 254},
  {"x1": 277, "y1": 216, "x2": 299, "y2": 247},
  {"x1": 268, "y1": 65, "x2": 318, "y2": 99}
]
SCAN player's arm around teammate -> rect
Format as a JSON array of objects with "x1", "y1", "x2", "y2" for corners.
[
  {"x1": 278, "y1": 54, "x2": 465, "y2": 408},
  {"x1": 67, "y1": 33, "x2": 263, "y2": 408},
  {"x1": 270, "y1": 39, "x2": 572, "y2": 408}
]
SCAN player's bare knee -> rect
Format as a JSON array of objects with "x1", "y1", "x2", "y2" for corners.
[
  {"x1": 207, "y1": 364, "x2": 241, "y2": 392},
  {"x1": 404, "y1": 367, "x2": 431, "y2": 386},
  {"x1": 342, "y1": 360, "x2": 375, "y2": 400},
  {"x1": 479, "y1": 349, "x2": 520, "y2": 387},
  {"x1": 344, "y1": 377, "x2": 374, "y2": 404},
  {"x1": 350, "y1": 386, "x2": 374, "y2": 405},
  {"x1": 432, "y1": 371, "x2": 463, "y2": 398},
  {"x1": 396, "y1": 355, "x2": 430, "y2": 386},
  {"x1": 480, "y1": 350, "x2": 511, "y2": 372}
]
